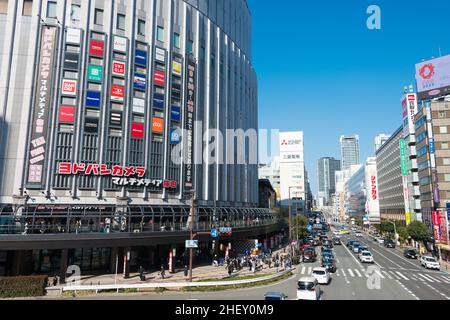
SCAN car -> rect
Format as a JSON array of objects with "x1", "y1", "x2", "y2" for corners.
[
  {"x1": 358, "y1": 246, "x2": 368, "y2": 254},
  {"x1": 301, "y1": 244, "x2": 312, "y2": 253},
  {"x1": 311, "y1": 267, "x2": 331, "y2": 285},
  {"x1": 322, "y1": 239, "x2": 333, "y2": 248},
  {"x1": 384, "y1": 239, "x2": 396, "y2": 248},
  {"x1": 322, "y1": 257, "x2": 336, "y2": 273},
  {"x1": 346, "y1": 240, "x2": 355, "y2": 248},
  {"x1": 359, "y1": 250, "x2": 374, "y2": 263},
  {"x1": 355, "y1": 232, "x2": 363, "y2": 237},
  {"x1": 403, "y1": 249, "x2": 418, "y2": 259},
  {"x1": 297, "y1": 277, "x2": 321, "y2": 300},
  {"x1": 333, "y1": 238, "x2": 342, "y2": 245},
  {"x1": 352, "y1": 242, "x2": 361, "y2": 253},
  {"x1": 264, "y1": 292, "x2": 288, "y2": 300},
  {"x1": 303, "y1": 248, "x2": 317, "y2": 263},
  {"x1": 376, "y1": 237, "x2": 385, "y2": 244},
  {"x1": 420, "y1": 256, "x2": 440, "y2": 270}
]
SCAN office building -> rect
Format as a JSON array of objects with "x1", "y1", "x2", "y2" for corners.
[
  {"x1": 317, "y1": 157, "x2": 341, "y2": 206},
  {"x1": 375, "y1": 134, "x2": 391, "y2": 153},
  {"x1": 258, "y1": 157, "x2": 280, "y2": 200},
  {"x1": 340, "y1": 135, "x2": 360, "y2": 170}
]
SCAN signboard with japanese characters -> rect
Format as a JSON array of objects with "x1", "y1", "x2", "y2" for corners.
[
  {"x1": 27, "y1": 26, "x2": 57, "y2": 187},
  {"x1": 184, "y1": 58, "x2": 196, "y2": 189}
]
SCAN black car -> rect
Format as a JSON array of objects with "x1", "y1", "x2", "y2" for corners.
[
  {"x1": 404, "y1": 249, "x2": 418, "y2": 259},
  {"x1": 384, "y1": 240, "x2": 396, "y2": 248},
  {"x1": 264, "y1": 292, "x2": 288, "y2": 300},
  {"x1": 333, "y1": 238, "x2": 341, "y2": 245},
  {"x1": 303, "y1": 248, "x2": 317, "y2": 263}
]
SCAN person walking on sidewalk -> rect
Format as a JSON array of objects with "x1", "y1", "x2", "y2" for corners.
[{"x1": 160, "y1": 264, "x2": 166, "y2": 279}]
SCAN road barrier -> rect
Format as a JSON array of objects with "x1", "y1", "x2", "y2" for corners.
[{"x1": 57, "y1": 268, "x2": 295, "y2": 295}]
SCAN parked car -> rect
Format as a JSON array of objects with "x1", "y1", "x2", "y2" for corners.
[
  {"x1": 403, "y1": 249, "x2": 418, "y2": 259},
  {"x1": 358, "y1": 250, "x2": 374, "y2": 263},
  {"x1": 264, "y1": 292, "x2": 288, "y2": 300},
  {"x1": 420, "y1": 256, "x2": 440, "y2": 270},
  {"x1": 384, "y1": 239, "x2": 396, "y2": 248},
  {"x1": 297, "y1": 277, "x2": 321, "y2": 300},
  {"x1": 311, "y1": 267, "x2": 331, "y2": 285},
  {"x1": 303, "y1": 248, "x2": 317, "y2": 263}
]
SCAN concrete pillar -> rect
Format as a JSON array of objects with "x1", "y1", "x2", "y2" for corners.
[
  {"x1": 59, "y1": 249, "x2": 68, "y2": 284},
  {"x1": 123, "y1": 247, "x2": 131, "y2": 279},
  {"x1": 109, "y1": 248, "x2": 118, "y2": 273}
]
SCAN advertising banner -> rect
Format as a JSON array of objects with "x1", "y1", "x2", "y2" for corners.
[
  {"x1": 59, "y1": 106, "x2": 75, "y2": 123},
  {"x1": 64, "y1": 52, "x2": 80, "y2": 70},
  {"x1": 131, "y1": 123, "x2": 144, "y2": 139},
  {"x1": 172, "y1": 61, "x2": 182, "y2": 76},
  {"x1": 66, "y1": 28, "x2": 81, "y2": 44},
  {"x1": 433, "y1": 211, "x2": 442, "y2": 242},
  {"x1": 85, "y1": 117, "x2": 99, "y2": 133},
  {"x1": 89, "y1": 40, "x2": 104, "y2": 57},
  {"x1": 154, "y1": 70, "x2": 165, "y2": 86},
  {"x1": 88, "y1": 65, "x2": 103, "y2": 82},
  {"x1": 416, "y1": 55, "x2": 450, "y2": 99},
  {"x1": 112, "y1": 61, "x2": 126, "y2": 77},
  {"x1": 111, "y1": 85, "x2": 125, "y2": 102},
  {"x1": 27, "y1": 26, "x2": 57, "y2": 186},
  {"x1": 113, "y1": 36, "x2": 127, "y2": 52},
  {"x1": 152, "y1": 117, "x2": 164, "y2": 134},
  {"x1": 110, "y1": 112, "x2": 123, "y2": 127},
  {"x1": 171, "y1": 105, "x2": 181, "y2": 122},
  {"x1": 135, "y1": 49, "x2": 148, "y2": 66},
  {"x1": 62, "y1": 79, "x2": 77, "y2": 96},
  {"x1": 153, "y1": 92, "x2": 165, "y2": 110},
  {"x1": 184, "y1": 58, "x2": 196, "y2": 189},
  {"x1": 86, "y1": 91, "x2": 101, "y2": 108},
  {"x1": 170, "y1": 128, "x2": 181, "y2": 144},
  {"x1": 155, "y1": 48, "x2": 165, "y2": 63},
  {"x1": 132, "y1": 98, "x2": 145, "y2": 115},
  {"x1": 133, "y1": 73, "x2": 146, "y2": 90},
  {"x1": 400, "y1": 139, "x2": 408, "y2": 176}
]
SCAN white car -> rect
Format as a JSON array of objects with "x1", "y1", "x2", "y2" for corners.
[
  {"x1": 359, "y1": 250, "x2": 374, "y2": 263},
  {"x1": 297, "y1": 277, "x2": 321, "y2": 300},
  {"x1": 311, "y1": 267, "x2": 331, "y2": 285},
  {"x1": 420, "y1": 256, "x2": 440, "y2": 270},
  {"x1": 355, "y1": 232, "x2": 363, "y2": 237},
  {"x1": 376, "y1": 237, "x2": 385, "y2": 244}
]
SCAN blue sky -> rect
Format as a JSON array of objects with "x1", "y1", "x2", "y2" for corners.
[{"x1": 248, "y1": 0, "x2": 450, "y2": 195}]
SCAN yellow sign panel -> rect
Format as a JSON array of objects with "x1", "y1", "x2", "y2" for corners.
[
  {"x1": 172, "y1": 61, "x2": 182, "y2": 76},
  {"x1": 405, "y1": 212, "x2": 411, "y2": 225}
]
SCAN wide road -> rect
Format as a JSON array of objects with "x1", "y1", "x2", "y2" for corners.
[{"x1": 61, "y1": 231, "x2": 450, "y2": 300}]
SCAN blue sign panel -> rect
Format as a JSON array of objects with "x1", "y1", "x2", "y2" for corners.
[
  {"x1": 211, "y1": 228, "x2": 218, "y2": 238},
  {"x1": 86, "y1": 91, "x2": 101, "y2": 108},
  {"x1": 170, "y1": 128, "x2": 181, "y2": 144},
  {"x1": 134, "y1": 73, "x2": 146, "y2": 90},
  {"x1": 171, "y1": 105, "x2": 181, "y2": 122},
  {"x1": 153, "y1": 92, "x2": 164, "y2": 110},
  {"x1": 430, "y1": 138, "x2": 435, "y2": 154},
  {"x1": 135, "y1": 49, "x2": 147, "y2": 66}
]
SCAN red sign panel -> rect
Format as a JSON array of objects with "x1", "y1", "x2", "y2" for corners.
[
  {"x1": 59, "y1": 106, "x2": 75, "y2": 123},
  {"x1": 90, "y1": 40, "x2": 104, "y2": 57},
  {"x1": 112, "y1": 61, "x2": 126, "y2": 76},
  {"x1": 432, "y1": 211, "x2": 441, "y2": 226},
  {"x1": 131, "y1": 123, "x2": 144, "y2": 139},
  {"x1": 154, "y1": 70, "x2": 165, "y2": 86},
  {"x1": 111, "y1": 85, "x2": 125, "y2": 101},
  {"x1": 371, "y1": 176, "x2": 377, "y2": 200}
]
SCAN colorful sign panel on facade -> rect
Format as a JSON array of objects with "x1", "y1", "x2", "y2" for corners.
[
  {"x1": 131, "y1": 123, "x2": 144, "y2": 139},
  {"x1": 184, "y1": 58, "x2": 196, "y2": 189},
  {"x1": 153, "y1": 93, "x2": 165, "y2": 110},
  {"x1": 111, "y1": 85, "x2": 125, "y2": 102},
  {"x1": 154, "y1": 70, "x2": 166, "y2": 86},
  {"x1": 89, "y1": 40, "x2": 104, "y2": 57},
  {"x1": 112, "y1": 61, "x2": 126, "y2": 77},
  {"x1": 171, "y1": 105, "x2": 181, "y2": 122},
  {"x1": 62, "y1": 79, "x2": 77, "y2": 96},
  {"x1": 416, "y1": 55, "x2": 450, "y2": 99},
  {"x1": 66, "y1": 28, "x2": 81, "y2": 44},
  {"x1": 170, "y1": 128, "x2": 181, "y2": 144},
  {"x1": 86, "y1": 91, "x2": 101, "y2": 108},
  {"x1": 27, "y1": 26, "x2": 57, "y2": 186},
  {"x1": 432, "y1": 211, "x2": 442, "y2": 242},
  {"x1": 59, "y1": 106, "x2": 75, "y2": 123},
  {"x1": 152, "y1": 117, "x2": 164, "y2": 134},
  {"x1": 113, "y1": 36, "x2": 127, "y2": 52},
  {"x1": 172, "y1": 61, "x2": 182, "y2": 76},
  {"x1": 88, "y1": 65, "x2": 103, "y2": 82},
  {"x1": 133, "y1": 73, "x2": 146, "y2": 90},
  {"x1": 135, "y1": 49, "x2": 148, "y2": 66}
]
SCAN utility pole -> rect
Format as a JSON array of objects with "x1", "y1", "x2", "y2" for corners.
[{"x1": 188, "y1": 191, "x2": 196, "y2": 282}]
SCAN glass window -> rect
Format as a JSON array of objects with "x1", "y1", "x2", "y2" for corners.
[
  {"x1": 439, "y1": 111, "x2": 446, "y2": 118},
  {"x1": 117, "y1": 14, "x2": 126, "y2": 31},
  {"x1": 173, "y1": 33, "x2": 180, "y2": 48},
  {"x1": 138, "y1": 19, "x2": 145, "y2": 36},
  {"x1": 23, "y1": 0, "x2": 33, "y2": 16},
  {"x1": 445, "y1": 174, "x2": 450, "y2": 182},
  {"x1": 0, "y1": 0, "x2": 8, "y2": 15},
  {"x1": 46, "y1": 1, "x2": 57, "y2": 18},
  {"x1": 187, "y1": 40, "x2": 194, "y2": 54},
  {"x1": 70, "y1": 4, "x2": 80, "y2": 22},
  {"x1": 440, "y1": 126, "x2": 448, "y2": 134},
  {"x1": 444, "y1": 158, "x2": 450, "y2": 165},
  {"x1": 94, "y1": 8, "x2": 103, "y2": 26},
  {"x1": 442, "y1": 142, "x2": 449, "y2": 150},
  {"x1": 157, "y1": 26, "x2": 164, "y2": 42}
]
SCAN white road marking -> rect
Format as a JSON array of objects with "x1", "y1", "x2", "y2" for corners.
[
  {"x1": 301, "y1": 267, "x2": 306, "y2": 275},
  {"x1": 425, "y1": 274, "x2": 442, "y2": 283},
  {"x1": 375, "y1": 269, "x2": 385, "y2": 279},
  {"x1": 369, "y1": 247, "x2": 404, "y2": 269},
  {"x1": 382, "y1": 271, "x2": 392, "y2": 279},
  {"x1": 396, "y1": 280, "x2": 420, "y2": 300},
  {"x1": 417, "y1": 273, "x2": 435, "y2": 282},
  {"x1": 341, "y1": 269, "x2": 346, "y2": 277},
  {"x1": 307, "y1": 267, "x2": 312, "y2": 275},
  {"x1": 422, "y1": 281, "x2": 450, "y2": 300},
  {"x1": 395, "y1": 271, "x2": 409, "y2": 281},
  {"x1": 348, "y1": 269, "x2": 354, "y2": 277},
  {"x1": 354, "y1": 269, "x2": 362, "y2": 277},
  {"x1": 390, "y1": 271, "x2": 401, "y2": 280},
  {"x1": 438, "y1": 276, "x2": 450, "y2": 283}
]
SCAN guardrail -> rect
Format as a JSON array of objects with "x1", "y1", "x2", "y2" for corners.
[{"x1": 57, "y1": 268, "x2": 295, "y2": 295}]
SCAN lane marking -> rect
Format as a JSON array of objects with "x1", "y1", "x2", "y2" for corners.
[
  {"x1": 426, "y1": 275, "x2": 443, "y2": 283},
  {"x1": 368, "y1": 247, "x2": 404, "y2": 269},
  {"x1": 301, "y1": 267, "x2": 306, "y2": 275},
  {"x1": 438, "y1": 276, "x2": 450, "y2": 283},
  {"x1": 341, "y1": 269, "x2": 346, "y2": 277},
  {"x1": 375, "y1": 269, "x2": 385, "y2": 279},
  {"x1": 307, "y1": 267, "x2": 312, "y2": 275},
  {"x1": 395, "y1": 271, "x2": 409, "y2": 281},
  {"x1": 417, "y1": 273, "x2": 434, "y2": 282},
  {"x1": 382, "y1": 271, "x2": 392, "y2": 279},
  {"x1": 422, "y1": 281, "x2": 450, "y2": 300},
  {"x1": 348, "y1": 269, "x2": 354, "y2": 277},
  {"x1": 396, "y1": 280, "x2": 420, "y2": 300},
  {"x1": 389, "y1": 271, "x2": 401, "y2": 280},
  {"x1": 354, "y1": 269, "x2": 362, "y2": 277}
]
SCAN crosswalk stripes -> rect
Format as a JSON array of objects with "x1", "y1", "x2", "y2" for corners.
[
  {"x1": 341, "y1": 269, "x2": 346, "y2": 277},
  {"x1": 301, "y1": 267, "x2": 306, "y2": 275},
  {"x1": 354, "y1": 269, "x2": 362, "y2": 277},
  {"x1": 348, "y1": 269, "x2": 354, "y2": 277},
  {"x1": 307, "y1": 267, "x2": 312, "y2": 275},
  {"x1": 375, "y1": 269, "x2": 385, "y2": 279},
  {"x1": 439, "y1": 276, "x2": 450, "y2": 284},
  {"x1": 395, "y1": 271, "x2": 409, "y2": 281},
  {"x1": 382, "y1": 271, "x2": 393, "y2": 279},
  {"x1": 426, "y1": 274, "x2": 442, "y2": 283},
  {"x1": 418, "y1": 273, "x2": 434, "y2": 282}
]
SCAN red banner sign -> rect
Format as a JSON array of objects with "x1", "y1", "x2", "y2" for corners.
[
  {"x1": 131, "y1": 123, "x2": 144, "y2": 139},
  {"x1": 111, "y1": 85, "x2": 124, "y2": 101},
  {"x1": 154, "y1": 70, "x2": 165, "y2": 86},
  {"x1": 89, "y1": 40, "x2": 104, "y2": 57},
  {"x1": 59, "y1": 106, "x2": 75, "y2": 123}
]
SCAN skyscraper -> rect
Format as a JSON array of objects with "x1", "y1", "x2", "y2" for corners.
[
  {"x1": 374, "y1": 134, "x2": 391, "y2": 153},
  {"x1": 340, "y1": 135, "x2": 360, "y2": 170},
  {"x1": 317, "y1": 157, "x2": 341, "y2": 206}
]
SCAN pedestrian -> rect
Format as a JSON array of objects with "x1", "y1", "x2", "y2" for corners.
[
  {"x1": 88, "y1": 219, "x2": 94, "y2": 232},
  {"x1": 52, "y1": 275, "x2": 58, "y2": 286},
  {"x1": 184, "y1": 265, "x2": 189, "y2": 277},
  {"x1": 275, "y1": 259, "x2": 280, "y2": 273},
  {"x1": 268, "y1": 258, "x2": 272, "y2": 269},
  {"x1": 228, "y1": 264, "x2": 233, "y2": 277},
  {"x1": 139, "y1": 266, "x2": 146, "y2": 281},
  {"x1": 160, "y1": 264, "x2": 165, "y2": 279}
]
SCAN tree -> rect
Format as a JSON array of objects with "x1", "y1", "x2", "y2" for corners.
[
  {"x1": 407, "y1": 221, "x2": 430, "y2": 243},
  {"x1": 293, "y1": 215, "x2": 309, "y2": 240},
  {"x1": 397, "y1": 227, "x2": 409, "y2": 243}
]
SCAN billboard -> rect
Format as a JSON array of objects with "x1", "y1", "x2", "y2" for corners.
[
  {"x1": 184, "y1": 58, "x2": 197, "y2": 189},
  {"x1": 113, "y1": 36, "x2": 127, "y2": 52},
  {"x1": 131, "y1": 123, "x2": 144, "y2": 139},
  {"x1": 155, "y1": 48, "x2": 165, "y2": 62},
  {"x1": 62, "y1": 79, "x2": 77, "y2": 96},
  {"x1": 154, "y1": 70, "x2": 165, "y2": 86},
  {"x1": 66, "y1": 28, "x2": 81, "y2": 44},
  {"x1": 86, "y1": 91, "x2": 101, "y2": 108},
  {"x1": 172, "y1": 61, "x2": 182, "y2": 76},
  {"x1": 432, "y1": 211, "x2": 442, "y2": 242},
  {"x1": 365, "y1": 163, "x2": 380, "y2": 223},
  {"x1": 88, "y1": 65, "x2": 103, "y2": 82},
  {"x1": 170, "y1": 128, "x2": 181, "y2": 144},
  {"x1": 401, "y1": 93, "x2": 418, "y2": 138},
  {"x1": 152, "y1": 117, "x2": 164, "y2": 134},
  {"x1": 416, "y1": 55, "x2": 450, "y2": 99},
  {"x1": 132, "y1": 98, "x2": 145, "y2": 115},
  {"x1": 112, "y1": 61, "x2": 126, "y2": 77},
  {"x1": 59, "y1": 106, "x2": 75, "y2": 123},
  {"x1": 280, "y1": 132, "x2": 303, "y2": 154},
  {"x1": 133, "y1": 73, "x2": 146, "y2": 90},
  {"x1": 153, "y1": 92, "x2": 165, "y2": 110},
  {"x1": 64, "y1": 52, "x2": 79, "y2": 70},
  {"x1": 27, "y1": 26, "x2": 57, "y2": 186},
  {"x1": 171, "y1": 105, "x2": 181, "y2": 122},
  {"x1": 89, "y1": 40, "x2": 104, "y2": 57},
  {"x1": 135, "y1": 49, "x2": 148, "y2": 66},
  {"x1": 111, "y1": 85, "x2": 124, "y2": 102}
]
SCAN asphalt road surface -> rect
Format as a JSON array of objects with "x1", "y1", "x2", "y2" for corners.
[{"x1": 59, "y1": 232, "x2": 450, "y2": 300}]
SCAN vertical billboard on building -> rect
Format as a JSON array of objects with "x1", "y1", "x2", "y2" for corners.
[
  {"x1": 26, "y1": 26, "x2": 58, "y2": 187},
  {"x1": 400, "y1": 139, "x2": 411, "y2": 225},
  {"x1": 432, "y1": 211, "x2": 442, "y2": 243},
  {"x1": 416, "y1": 55, "x2": 450, "y2": 100},
  {"x1": 184, "y1": 58, "x2": 196, "y2": 189},
  {"x1": 401, "y1": 93, "x2": 418, "y2": 139},
  {"x1": 365, "y1": 162, "x2": 380, "y2": 224}
]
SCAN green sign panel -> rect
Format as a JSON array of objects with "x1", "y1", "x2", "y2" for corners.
[
  {"x1": 88, "y1": 65, "x2": 103, "y2": 82},
  {"x1": 400, "y1": 139, "x2": 408, "y2": 176}
]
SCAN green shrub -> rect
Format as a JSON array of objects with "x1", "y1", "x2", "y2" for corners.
[
  {"x1": 291, "y1": 256, "x2": 301, "y2": 265},
  {"x1": 0, "y1": 275, "x2": 48, "y2": 298}
]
